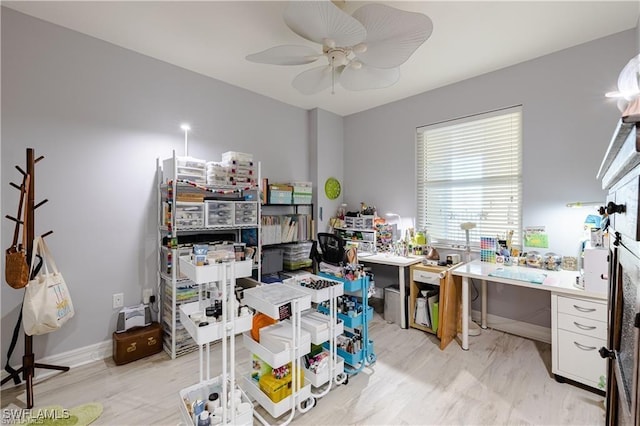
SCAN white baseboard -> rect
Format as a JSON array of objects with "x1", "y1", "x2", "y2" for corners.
[
  {"x1": 1, "y1": 339, "x2": 111, "y2": 390},
  {"x1": 471, "y1": 309, "x2": 551, "y2": 344}
]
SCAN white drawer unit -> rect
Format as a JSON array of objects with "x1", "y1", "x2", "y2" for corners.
[
  {"x1": 163, "y1": 156, "x2": 207, "y2": 184},
  {"x1": 205, "y1": 201, "x2": 233, "y2": 227},
  {"x1": 234, "y1": 201, "x2": 258, "y2": 226},
  {"x1": 412, "y1": 268, "x2": 442, "y2": 286},
  {"x1": 174, "y1": 202, "x2": 205, "y2": 229},
  {"x1": 552, "y1": 293, "x2": 607, "y2": 389}
]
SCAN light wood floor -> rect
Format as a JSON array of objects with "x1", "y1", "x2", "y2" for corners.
[{"x1": 1, "y1": 314, "x2": 606, "y2": 425}]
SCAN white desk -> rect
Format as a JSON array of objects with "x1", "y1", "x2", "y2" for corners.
[
  {"x1": 451, "y1": 259, "x2": 607, "y2": 350},
  {"x1": 358, "y1": 253, "x2": 424, "y2": 328}
]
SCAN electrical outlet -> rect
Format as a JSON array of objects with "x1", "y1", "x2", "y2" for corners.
[
  {"x1": 142, "y1": 289, "x2": 153, "y2": 304},
  {"x1": 113, "y1": 293, "x2": 124, "y2": 309}
]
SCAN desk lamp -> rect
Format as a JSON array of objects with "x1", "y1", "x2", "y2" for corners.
[
  {"x1": 460, "y1": 222, "x2": 476, "y2": 262},
  {"x1": 460, "y1": 222, "x2": 481, "y2": 336}
]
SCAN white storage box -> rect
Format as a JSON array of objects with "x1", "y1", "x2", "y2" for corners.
[
  {"x1": 259, "y1": 322, "x2": 311, "y2": 354},
  {"x1": 205, "y1": 201, "x2": 233, "y2": 227},
  {"x1": 243, "y1": 332, "x2": 296, "y2": 368},
  {"x1": 174, "y1": 202, "x2": 205, "y2": 229},
  {"x1": 242, "y1": 284, "x2": 311, "y2": 320},
  {"x1": 222, "y1": 151, "x2": 254, "y2": 165},
  {"x1": 163, "y1": 156, "x2": 207, "y2": 184},
  {"x1": 298, "y1": 311, "x2": 344, "y2": 344}
]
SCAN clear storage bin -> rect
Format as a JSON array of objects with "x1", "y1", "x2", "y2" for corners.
[
  {"x1": 205, "y1": 201, "x2": 233, "y2": 227},
  {"x1": 175, "y1": 202, "x2": 205, "y2": 229},
  {"x1": 234, "y1": 202, "x2": 258, "y2": 225},
  {"x1": 163, "y1": 156, "x2": 207, "y2": 184}
]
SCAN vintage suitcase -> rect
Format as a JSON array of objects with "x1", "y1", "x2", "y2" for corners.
[{"x1": 112, "y1": 322, "x2": 162, "y2": 365}]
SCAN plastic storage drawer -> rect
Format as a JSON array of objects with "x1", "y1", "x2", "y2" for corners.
[
  {"x1": 174, "y1": 202, "x2": 205, "y2": 229},
  {"x1": 163, "y1": 156, "x2": 207, "y2": 184},
  {"x1": 205, "y1": 201, "x2": 233, "y2": 227},
  {"x1": 234, "y1": 202, "x2": 258, "y2": 226}
]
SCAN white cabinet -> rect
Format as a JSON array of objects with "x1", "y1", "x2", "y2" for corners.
[{"x1": 552, "y1": 293, "x2": 607, "y2": 389}]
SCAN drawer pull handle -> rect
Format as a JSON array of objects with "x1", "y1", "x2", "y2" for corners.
[
  {"x1": 573, "y1": 305, "x2": 596, "y2": 313},
  {"x1": 573, "y1": 322, "x2": 596, "y2": 331},
  {"x1": 574, "y1": 341, "x2": 597, "y2": 351}
]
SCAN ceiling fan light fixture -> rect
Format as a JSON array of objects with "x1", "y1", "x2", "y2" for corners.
[
  {"x1": 350, "y1": 61, "x2": 363, "y2": 70},
  {"x1": 327, "y1": 48, "x2": 349, "y2": 67},
  {"x1": 324, "y1": 38, "x2": 337, "y2": 49},
  {"x1": 353, "y1": 42, "x2": 367, "y2": 54}
]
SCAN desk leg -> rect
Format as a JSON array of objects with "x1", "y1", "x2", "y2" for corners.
[
  {"x1": 461, "y1": 276, "x2": 469, "y2": 350},
  {"x1": 399, "y1": 266, "x2": 407, "y2": 329},
  {"x1": 481, "y1": 279, "x2": 487, "y2": 329}
]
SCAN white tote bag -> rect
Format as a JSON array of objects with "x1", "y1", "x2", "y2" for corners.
[{"x1": 23, "y1": 236, "x2": 75, "y2": 336}]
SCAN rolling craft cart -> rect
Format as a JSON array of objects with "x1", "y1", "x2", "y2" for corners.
[
  {"x1": 241, "y1": 284, "x2": 316, "y2": 425},
  {"x1": 282, "y1": 274, "x2": 348, "y2": 396},
  {"x1": 318, "y1": 272, "x2": 376, "y2": 376},
  {"x1": 177, "y1": 257, "x2": 255, "y2": 426}
]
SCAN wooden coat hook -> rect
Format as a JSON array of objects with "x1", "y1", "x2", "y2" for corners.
[
  {"x1": 4, "y1": 215, "x2": 23, "y2": 224},
  {"x1": 15, "y1": 165, "x2": 26, "y2": 176},
  {"x1": 34, "y1": 199, "x2": 49, "y2": 210}
]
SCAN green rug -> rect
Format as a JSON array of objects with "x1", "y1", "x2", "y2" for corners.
[{"x1": 19, "y1": 403, "x2": 102, "y2": 426}]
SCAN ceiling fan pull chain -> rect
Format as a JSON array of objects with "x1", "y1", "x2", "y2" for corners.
[{"x1": 331, "y1": 56, "x2": 335, "y2": 95}]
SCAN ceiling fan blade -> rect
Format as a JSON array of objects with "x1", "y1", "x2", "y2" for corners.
[
  {"x1": 339, "y1": 64, "x2": 400, "y2": 91},
  {"x1": 352, "y1": 3, "x2": 433, "y2": 69},
  {"x1": 292, "y1": 65, "x2": 335, "y2": 95},
  {"x1": 246, "y1": 45, "x2": 320, "y2": 66},
  {"x1": 617, "y1": 53, "x2": 640, "y2": 100},
  {"x1": 284, "y1": 1, "x2": 366, "y2": 47}
]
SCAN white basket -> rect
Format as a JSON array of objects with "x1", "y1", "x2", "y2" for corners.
[
  {"x1": 179, "y1": 376, "x2": 253, "y2": 426},
  {"x1": 179, "y1": 257, "x2": 252, "y2": 284},
  {"x1": 179, "y1": 300, "x2": 253, "y2": 345},
  {"x1": 241, "y1": 375, "x2": 311, "y2": 419}
]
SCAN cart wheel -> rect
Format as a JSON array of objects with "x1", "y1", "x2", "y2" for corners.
[
  {"x1": 302, "y1": 397, "x2": 316, "y2": 409},
  {"x1": 335, "y1": 373, "x2": 348, "y2": 385},
  {"x1": 367, "y1": 353, "x2": 377, "y2": 364}
]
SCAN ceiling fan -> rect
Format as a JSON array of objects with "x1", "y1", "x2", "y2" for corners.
[
  {"x1": 246, "y1": 1, "x2": 433, "y2": 95},
  {"x1": 606, "y1": 53, "x2": 640, "y2": 122}
]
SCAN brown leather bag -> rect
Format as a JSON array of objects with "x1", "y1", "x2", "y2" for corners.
[{"x1": 5, "y1": 175, "x2": 30, "y2": 289}]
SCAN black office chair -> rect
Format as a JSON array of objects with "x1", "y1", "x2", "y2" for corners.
[{"x1": 315, "y1": 232, "x2": 346, "y2": 266}]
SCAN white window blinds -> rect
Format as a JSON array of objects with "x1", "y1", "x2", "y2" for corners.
[{"x1": 416, "y1": 106, "x2": 522, "y2": 249}]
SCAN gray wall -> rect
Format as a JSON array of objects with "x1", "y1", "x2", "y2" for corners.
[
  {"x1": 343, "y1": 29, "x2": 637, "y2": 326},
  {"x1": 310, "y1": 109, "x2": 344, "y2": 233},
  {"x1": 1, "y1": 8, "x2": 311, "y2": 365}
]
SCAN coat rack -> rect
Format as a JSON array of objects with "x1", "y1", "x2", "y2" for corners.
[{"x1": 1, "y1": 148, "x2": 68, "y2": 408}]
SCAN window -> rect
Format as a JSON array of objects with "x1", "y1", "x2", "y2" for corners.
[{"x1": 416, "y1": 106, "x2": 522, "y2": 250}]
